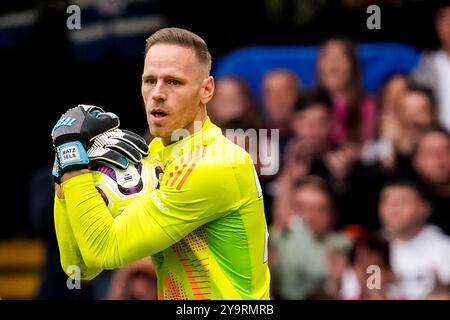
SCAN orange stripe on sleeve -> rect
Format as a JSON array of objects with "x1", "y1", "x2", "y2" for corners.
[
  {"x1": 176, "y1": 145, "x2": 207, "y2": 190},
  {"x1": 164, "y1": 150, "x2": 193, "y2": 187},
  {"x1": 169, "y1": 164, "x2": 187, "y2": 188}
]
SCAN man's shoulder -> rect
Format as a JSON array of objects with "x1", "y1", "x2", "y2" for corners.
[
  {"x1": 417, "y1": 225, "x2": 450, "y2": 253},
  {"x1": 413, "y1": 50, "x2": 441, "y2": 81},
  {"x1": 176, "y1": 135, "x2": 254, "y2": 190},
  {"x1": 430, "y1": 227, "x2": 450, "y2": 248},
  {"x1": 160, "y1": 129, "x2": 254, "y2": 190},
  {"x1": 205, "y1": 134, "x2": 253, "y2": 166},
  {"x1": 160, "y1": 139, "x2": 239, "y2": 191},
  {"x1": 417, "y1": 50, "x2": 442, "y2": 65}
]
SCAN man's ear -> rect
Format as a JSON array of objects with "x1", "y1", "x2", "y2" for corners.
[{"x1": 200, "y1": 76, "x2": 214, "y2": 105}]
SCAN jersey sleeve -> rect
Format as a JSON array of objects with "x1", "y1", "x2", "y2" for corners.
[
  {"x1": 61, "y1": 159, "x2": 241, "y2": 270},
  {"x1": 150, "y1": 157, "x2": 243, "y2": 241},
  {"x1": 54, "y1": 194, "x2": 102, "y2": 280}
]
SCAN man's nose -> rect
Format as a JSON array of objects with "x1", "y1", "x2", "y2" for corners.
[{"x1": 152, "y1": 81, "x2": 167, "y2": 101}]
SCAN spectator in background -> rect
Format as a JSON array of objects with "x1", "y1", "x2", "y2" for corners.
[
  {"x1": 315, "y1": 36, "x2": 377, "y2": 146},
  {"x1": 314, "y1": 36, "x2": 378, "y2": 198},
  {"x1": 274, "y1": 91, "x2": 335, "y2": 220},
  {"x1": 343, "y1": 82, "x2": 438, "y2": 232},
  {"x1": 270, "y1": 176, "x2": 351, "y2": 300},
  {"x1": 411, "y1": 126, "x2": 450, "y2": 235},
  {"x1": 378, "y1": 74, "x2": 411, "y2": 116},
  {"x1": 208, "y1": 75, "x2": 262, "y2": 130},
  {"x1": 336, "y1": 233, "x2": 397, "y2": 300},
  {"x1": 395, "y1": 83, "x2": 438, "y2": 156},
  {"x1": 379, "y1": 179, "x2": 450, "y2": 300},
  {"x1": 283, "y1": 91, "x2": 334, "y2": 179},
  {"x1": 362, "y1": 73, "x2": 410, "y2": 168},
  {"x1": 413, "y1": 3, "x2": 450, "y2": 131},
  {"x1": 287, "y1": 90, "x2": 334, "y2": 164},
  {"x1": 260, "y1": 69, "x2": 302, "y2": 224},
  {"x1": 261, "y1": 68, "x2": 302, "y2": 153}
]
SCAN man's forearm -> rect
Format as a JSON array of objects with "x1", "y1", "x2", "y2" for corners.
[
  {"x1": 54, "y1": 194, "x2": 103, "y2": 280},
  {"x1": 62, "y1": 173, "x2": 174, "y2": 269}
]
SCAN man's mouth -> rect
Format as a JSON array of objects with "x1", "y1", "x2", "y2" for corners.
[{"x1": 150, "y1": 110, "x2": 168, "y2": 119}]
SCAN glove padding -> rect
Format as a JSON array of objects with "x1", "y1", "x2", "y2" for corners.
[
  {"x1": 87, "y1": 129, "x2": 149, "y2": 170},
  {"x1": 51, "y1": 104, "x2": 120, "y2": 174},
  {"x1": 52, "y1": 104, "x2": 119, "y2": 147},
  {"x1": 52, "y1": 129, "x2": 149, "y2": 183}
]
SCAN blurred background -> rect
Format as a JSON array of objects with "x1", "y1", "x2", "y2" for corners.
[{"x1": 1, "y1": 0, "x2": 449, "y2": 300}]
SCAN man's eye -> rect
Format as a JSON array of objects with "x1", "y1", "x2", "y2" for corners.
[
  {"x1": 168, "y1": 79, "x2": 181, "y2": 86},
  {"x1": 145, "y1": 79, "x2": 156, "y2": 85}
]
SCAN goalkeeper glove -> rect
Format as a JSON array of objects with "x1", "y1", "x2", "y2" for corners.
[
  {"x1": 52, "y1": 129, "x2": 149, "y2": 183},
  {"x1": 87, "y1": 128, "x2": 149, "y2": 169},
  {"x1": 51, "y1": 104, "x2": 119, "y2": 175}
]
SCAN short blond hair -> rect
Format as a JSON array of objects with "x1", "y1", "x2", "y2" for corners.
[{"x1": 145, "y1": 27, "x2": 212, "y2": 72}]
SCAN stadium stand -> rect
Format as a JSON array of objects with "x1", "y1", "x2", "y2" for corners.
[{"x1": 213, "y1": 43, "x2": 421, "y2": 97}]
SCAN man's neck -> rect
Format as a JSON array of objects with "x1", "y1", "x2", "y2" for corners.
[
  {"x1": 161, "y1": 114, "x2": 207, "y2": 146},
  {"x1": 395, "y1": 225, "x2": 423, "y2": 242}
]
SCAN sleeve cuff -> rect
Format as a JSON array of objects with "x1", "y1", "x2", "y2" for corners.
[{"x1": 61, "y1": 172, "x2": 94, "y2": 193}]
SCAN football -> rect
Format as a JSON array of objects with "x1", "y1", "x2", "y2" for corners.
[{"x1": 91, "y1": 156, "x2": 163, "y2": 218}]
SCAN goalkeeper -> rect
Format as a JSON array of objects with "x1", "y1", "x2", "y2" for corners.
[{"x1": 52, "y1": 27, "x2": 270, "y2": 300}]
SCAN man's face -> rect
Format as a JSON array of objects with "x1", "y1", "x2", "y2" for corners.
[
  {"x1": 141, "y1": 44, "x2": 213, "y2": 144},
  {"x1": 317, "y1": 40, "x2": 352, "y2": 94},
  {"x1": 398, "y1": 91, "x2": 434, "y2": 130},
  {"x1": 381, "y1": 75, "x2": 408, "y2": 114},
  {"x1": 291, "y1": 185, "x2": 333, "y2": 238},
  {"x1": 379, "y1": 186, "x2": 428, "y2": 237},
  {"x1": 262, "y1": 72, "x2": 299, "y2": 126},
  {"x1": 292, "y1": 104, "x2": 331, "y2": 154},
  {"x1": 413, "y1": 132, "x2": 450, "y2": 185},
  {"x1": 209, "y1": 78, "x2": 245, "y2": 124}
]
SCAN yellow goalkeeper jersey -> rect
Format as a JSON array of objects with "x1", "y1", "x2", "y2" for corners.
[{"x1": 56, "y1": 117, "x2": 271, "y2": 300}]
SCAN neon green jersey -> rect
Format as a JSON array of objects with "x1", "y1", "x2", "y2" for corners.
[{"x1": 59, "y1": 117, "x2": 270, "y2": 300}]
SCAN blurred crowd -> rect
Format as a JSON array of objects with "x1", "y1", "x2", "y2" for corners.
[
  {"x1": 207, "y1": 3, "x2": 450, "y2": 300},
  {"x1": 5, "y1": 0, "x2": 448, "y2": 300}
]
